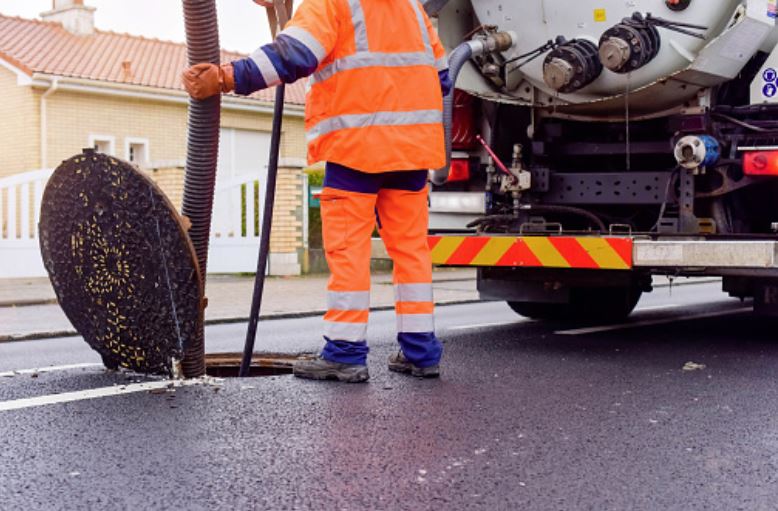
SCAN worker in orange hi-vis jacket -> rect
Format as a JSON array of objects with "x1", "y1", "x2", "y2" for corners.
[{"x1": 182, "y1": 0, "x2": 451, "y2": 383}]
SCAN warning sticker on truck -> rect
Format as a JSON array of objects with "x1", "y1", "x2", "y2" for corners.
[
  {"x1": 428, "y1": 235, "x2": 632, "y2": 270},
  {"x1": 593, "y1": 8, "x2": 606, "y2": 22}
]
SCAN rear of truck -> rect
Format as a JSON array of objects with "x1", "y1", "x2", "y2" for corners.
[{"x1": 425, "y1": 0, "x2": 778, "y2": 319}]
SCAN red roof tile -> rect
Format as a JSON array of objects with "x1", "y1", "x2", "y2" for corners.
[{"x1": 0, "y1": 13, "x2": 306, "y2": 105}]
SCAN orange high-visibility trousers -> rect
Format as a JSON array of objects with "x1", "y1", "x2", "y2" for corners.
[{"x1": 319, "y1": 163, "x2": 442, "y2": 367}]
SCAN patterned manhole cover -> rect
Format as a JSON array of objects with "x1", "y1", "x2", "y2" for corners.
[{"x1": 39, "y1": 149, "x2": 203, "y2": 375}]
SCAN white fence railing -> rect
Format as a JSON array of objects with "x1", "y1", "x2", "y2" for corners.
[
  {"x1": 207, "y1": 174, "x2": 264, "y2": 274},
  {"x1": 0, "y1": 169, "x2": 54, "y2": 278},
  {"x1": 0, "y1": 169, "x2": 265, "y2": 278}
]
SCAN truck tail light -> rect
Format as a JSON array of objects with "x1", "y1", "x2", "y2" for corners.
[
  {"x1": 448, "y1": 158, "x2": 470, "y2": 182},
  {"x1": 452, "y1": 89, "x2": 477, "y2": 150},
  {"x1": 743, "y1": 151, "x2": 778, "y2": 176}
]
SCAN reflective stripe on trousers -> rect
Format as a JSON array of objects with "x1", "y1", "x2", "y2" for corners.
[
  {"x1": 395, "y1": 283, "x2": 434, "y2": 333},
  {"x1": 320, "y1": 165, "x2": 442, "y2": 368},
  {"x1": 323, "y1": 290, "x2": 370, "y2": 342}
]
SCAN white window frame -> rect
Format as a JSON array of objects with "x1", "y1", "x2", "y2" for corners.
[
  {"x1": 88, "y1": 134, "x2": 116, "y2": 156},
  {"x1": 125, "y1": 137, "x2": 150, "y2": 166}
]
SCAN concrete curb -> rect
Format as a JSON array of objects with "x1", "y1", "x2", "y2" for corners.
[
  {"x1": 0, "y1": 298, "x2": 485, "y2": 343},
  {"x1": 0, "y1": 275, "x2": 476, "y2": 309},
  {"x1": 0, "y1": 298, "x2": 58, "y2": 308}
]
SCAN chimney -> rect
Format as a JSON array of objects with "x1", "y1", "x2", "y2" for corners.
[
  {"x1": 41, "y1": 0, "x2": 96, "y2": 36},
  {"x1": 121, "y1": 61, "x2": 134, "y2": 81}
]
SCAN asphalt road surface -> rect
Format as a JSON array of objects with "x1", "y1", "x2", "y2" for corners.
[{"x1": 1, "y1": 281, "x2": 777, "y2": 510}]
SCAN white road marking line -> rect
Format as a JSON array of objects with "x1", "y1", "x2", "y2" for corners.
[
  {"x1": 447, "y1": 320, "x2": 528, "y2": 331},
  {"x1": 637, "y1": 304, "x2": 680, "y2": 312},
  {"x1": 0, "y1": 379, "x2": 205, "y2": 412},
  {"x1": 0, "y1": 363, "x2": 103, "y2": 378},
  {"x1": 555, "y1": 307, "x2": 751, "y2": 336}
]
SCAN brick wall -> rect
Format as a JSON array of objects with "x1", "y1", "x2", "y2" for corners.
[
  {"x1": 0, "y1": 68, "x2": 41, "y2": 177},
  {"x1": 1, "y1": 77, "x2": 308, "y2": 274},
  {"x1": 269, "y1": 164, "x2": 304, "y2": 255},
  {"x1": 45, "y1": 90, "x2": 307, "y2": 170},
  {"x1": 149, "y1": 166, "x2": 185, "y2": 211},
  {"x1": 46, "y1": 91, "x2": 187, "y2": 168}
]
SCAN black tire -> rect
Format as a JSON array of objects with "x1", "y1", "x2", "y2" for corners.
[
  {"x1": 507, "y1": 301, "x2": 573, "y2": 321},
  {"x1": 508, "y1": 286, "x2": 642, "y2": 323}
]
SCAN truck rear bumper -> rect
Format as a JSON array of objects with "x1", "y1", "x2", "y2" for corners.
[
  {"x1": 632, "y1": 240, "x2": 778, "y2": 269},
  {"x1": 424, "y1": 235, "x2": 778, "y2": 273},
  {"x1": 428, "y1": 235, "x2": 632, "y2": 270}
]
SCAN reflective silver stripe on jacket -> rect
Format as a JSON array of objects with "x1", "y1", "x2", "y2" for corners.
[
  {"x1": 327, "y1": 291, "x2": 371, "y2": 311},
  {"x1": 307, "y1": 109, "x2": 442, "y2": 143},
  {"x1": 435, "y1": 56, "x2": 448, "y2": 71},
  {"x1": 394, "y1": 283, "x2": 434, "y2": 303},
  {"x1": 347, "y1": 0, "x2": 369, "y2": 52},
  {"x1": 280, "y1": 26, "x2": 327, "y2": 63},
  {"x1": 310, "y1": 0, "x2": 434, "y2": 86},
  {"x1": 249, "y1": 47, "x2": 281, "y2": 87},
  {"x1": 312, "y1": 51, "x2": 434, "y2": 84},
  {"x1": 396, "y1": 313, "x2": 435, "y2": 333},
  {"x1": 323, "y1": 321, "x2": 368, "y2": 342},
  {"x1": 407, "y1": 0, "x2": 432, "y2": 54}
]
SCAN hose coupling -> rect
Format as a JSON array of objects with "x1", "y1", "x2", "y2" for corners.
[{"x1": 470, "y1": 31, "x2": 517, "y2": 55}]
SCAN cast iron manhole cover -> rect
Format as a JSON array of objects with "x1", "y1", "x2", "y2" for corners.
[{"x1": 39, "y1": 149, "x2": 203, "y2": 374}]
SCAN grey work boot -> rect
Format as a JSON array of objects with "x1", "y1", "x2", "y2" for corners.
[
  {"x1": 388, "y1": 351, "x2": 440, "y2": 378},
  {"x1": 293, "y1": 356, "x2": 369, "y2": 383}
]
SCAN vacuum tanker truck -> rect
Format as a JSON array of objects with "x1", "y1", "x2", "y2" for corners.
[{"x1": 424, "y1": 0, "x2": 778, "y2": 319}]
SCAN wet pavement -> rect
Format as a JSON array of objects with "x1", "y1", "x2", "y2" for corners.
[{"x1": 1, "y1": 281, "x2": 777, "y2": 510}]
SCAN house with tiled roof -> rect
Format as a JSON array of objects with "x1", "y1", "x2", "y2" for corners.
[{"x1": 0, "y1": 0, "x2": 310, "y2": 276}]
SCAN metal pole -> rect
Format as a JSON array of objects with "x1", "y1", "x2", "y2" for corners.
[{"x1": 240, "y1": 0, "x2": 291, "y2": 377}]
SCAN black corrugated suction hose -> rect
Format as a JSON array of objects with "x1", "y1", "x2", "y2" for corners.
[{"x1": 181, "y1": 0, "x2": 221, "y2": 378}]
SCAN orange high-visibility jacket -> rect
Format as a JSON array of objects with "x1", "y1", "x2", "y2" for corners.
[{"x1": 276, "y1": 0, "x2": 448, "y2": 172}]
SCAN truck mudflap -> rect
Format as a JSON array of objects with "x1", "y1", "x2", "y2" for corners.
[{"x1": 428, "y1": 235, "x2": 632, "y2": 270}]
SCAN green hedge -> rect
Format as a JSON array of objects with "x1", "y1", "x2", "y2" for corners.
[
  {"x1": 306, "y1": 168, "x2": 324, "y2": 249},
  {"x1": 240, "y1": 181, "x2": 260, "y2": 237},
  {"x1": 306, "y1": 167, "x2": 324, "y2": 187}
]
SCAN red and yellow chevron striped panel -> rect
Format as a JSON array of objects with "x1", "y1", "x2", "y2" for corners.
[{"x1": 428, "y1": 235, "x2": 633, "y2": 270}]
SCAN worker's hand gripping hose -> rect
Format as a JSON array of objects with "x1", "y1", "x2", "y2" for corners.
[
  {"x1": 181, "y1": 0, "x2": 222, "y2": 378},
  {"x1": 430, "y1": 32, "x2": 515, "y2": 185}
]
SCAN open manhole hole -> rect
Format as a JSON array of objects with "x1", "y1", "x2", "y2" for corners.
[{"x1": 204, "y1": 352, "x2": 313, "y2": 378}]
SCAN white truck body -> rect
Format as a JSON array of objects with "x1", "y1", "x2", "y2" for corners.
[{"x1": 424, "y1": 0, "x2": 778, "y2": 318}]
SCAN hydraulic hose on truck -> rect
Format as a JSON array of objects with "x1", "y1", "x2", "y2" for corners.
[
  {"x1": 181, "y1": 0, "x2": 222, "y2": 378},
  {"x1": 240, "y1": 0, "x2": 292, "y2": 378},
  {"x1": 430, "y1": 32, "x2": 515, "y2": 186}
]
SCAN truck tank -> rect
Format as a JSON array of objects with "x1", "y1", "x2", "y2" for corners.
[
  {"x1": 424, "y1": 0, "x2": 778, "y2": 320},
  {"x1": 435, "y1": 0, "x2": 777, "y2": 119}
]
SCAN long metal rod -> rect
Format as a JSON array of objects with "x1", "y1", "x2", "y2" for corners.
[
  {"x1": 239, "y1": 0, "x2": 290, "y2": 377},
  {"x1": 239, "y1": 83, "x2": 286, "y2": 377}
]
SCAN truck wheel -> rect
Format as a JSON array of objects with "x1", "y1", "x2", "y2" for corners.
[
  {"x1": 507, "y1": 301, "x2": 573, "y2": 320},
  {"x1": 508, "y1": 286, "x2": 642, "y2": 322}
]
